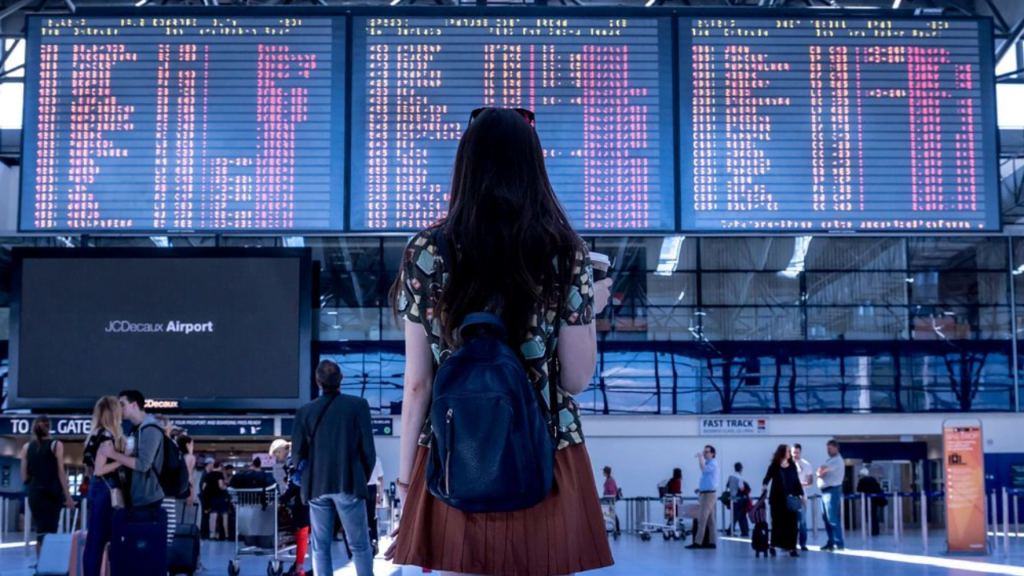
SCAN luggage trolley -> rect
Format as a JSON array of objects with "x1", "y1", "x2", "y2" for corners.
[
  {"x1": 639, "y1": 495, "x2": 686, "y2": 541},
  {"x1": 227, "y1": 485, "x2": 285, "y2": 576},
  {"x1": 600, "y1": 497, "x2": 621, "y2": 540}
]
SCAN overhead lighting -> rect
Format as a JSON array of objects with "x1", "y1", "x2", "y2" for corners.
[
  {"x1": 390, "y1": 0, "x2": 402, "y2": 5},
  {"x1": 1014, "y1": 264, "x2": 1024, "y2": 276},
  {"x1": 283, "y1": 236, "x2": 305, "y2": 248},
  {"x1": 645, "y1": 0, "x2": 657, "y2": 6},
  {"x1": 149, "y1": 236, "x2": 169, "y2": 248},
  {"x1": 135, "y1": 0, "x2": 148, "y2": 5},
  {"x1": 892, "y1": 0, "x2": 902, "y2": 8}
]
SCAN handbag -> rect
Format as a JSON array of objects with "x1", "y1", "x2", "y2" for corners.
[{"x1": 786, "y1": 494, "x2": 803, "y2": 512}]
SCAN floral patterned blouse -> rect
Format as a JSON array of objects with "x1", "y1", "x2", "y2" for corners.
[{"x1": 396, "y1": 229, "x2": 595, "y2": 450}]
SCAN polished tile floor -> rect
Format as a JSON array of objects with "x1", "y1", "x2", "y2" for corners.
[{"x1": 2, "y1": 532, "x2": 1023, "y2": 576}]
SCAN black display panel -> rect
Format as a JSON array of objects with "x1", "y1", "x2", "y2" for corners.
[
  {"x1": 9, "y1": 249, "x2": 312, "y2": 411},
  {"x1": 679, "y1": 16, "x2": 998, "y2": 232},
  {"x1": 350, "y1": 16, "x2": 676, "y2": 232},
  {"x1": 20, "y1": 16, "x2": 345, "y2": 232}
]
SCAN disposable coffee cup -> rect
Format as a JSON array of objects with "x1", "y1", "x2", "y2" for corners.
[{"x1": 591, "y1": 252, "x2": 611, "y2": 282}]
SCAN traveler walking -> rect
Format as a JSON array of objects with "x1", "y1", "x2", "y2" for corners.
[
  {"x1": 602, "y1": 466, "x2": 619, "y2": 499},
  {"x1": 292, "y1": 359, "x2": 377, "y2": 576},
  {"x1": 386, "y1": 107, "x2": 615, "y2": 576},
  {"x1": 726, "y1": 463, "x2": 749, "y2": 537},
  {"x1": 82, "y1": 397, "x2": 126, "y2": 576},
  {"x1": 762, "y1": 444, "x2": 804, "y2": 558},
  {"x1": 270, "y1": 439, "x2": 310, "y2": 576},
  {"x1": 19, "y1": 416, "x2": 76, "y2": 559},
  {"x1": 201, "y1": 461, "x2": 231, "y2": 540},
  {"x1": 818, "y1": 439, "x2": 846, "y2": 551},
  {"x1": 686, "y1": 445, "x2": 719, "y2": 550},
  {"x1": 793, "y1": 443, "x2": 814, "y2": 551}
]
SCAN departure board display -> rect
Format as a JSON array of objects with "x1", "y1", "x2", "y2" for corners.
[
  {"x1": 350, "y1": 16, "x2": 676, "y2": 232},
  {"x1": 21, "y1": 16, "x2": 345, "y2": 232},
  {"x1": 680, "y1": 16, "x2": 997, "y2": 232}
]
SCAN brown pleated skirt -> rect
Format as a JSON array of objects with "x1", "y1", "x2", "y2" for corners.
[{"x1": 393, "y1": 444, "x2": 615, "y2": 576}]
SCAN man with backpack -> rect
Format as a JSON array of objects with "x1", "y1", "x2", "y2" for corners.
[{"x1": 292, "y1": 360, "x2": 376, "y2": 576}]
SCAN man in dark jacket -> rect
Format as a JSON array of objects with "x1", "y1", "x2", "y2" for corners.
[
  {"x1": 292, "y1": 360, "x2": 376, "y2": 576},
  {"x1": 856, "y1": 468, "x2": 887, "y2": 537}
]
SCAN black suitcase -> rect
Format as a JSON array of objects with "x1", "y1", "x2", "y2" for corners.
[
  {"x1": 168, "y1": 523, "x2": 200, "y2": 576},
  {"x1": 110, "y1": 507, "x2": 168, "y2": 576},
  {"x1": 751, "y1": 521, "x2": 770, "y2": 557}
]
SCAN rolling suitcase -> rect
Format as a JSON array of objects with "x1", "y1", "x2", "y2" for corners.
[
  {"x1": 168, "y1": 504, "x2": 201, "y2": 576},
  {"x1": 110, "y1": 506, "x2": 168, "y2": 576},
  {"x1": 36, "y1": 507, "x2": 80, "y2": 576}
]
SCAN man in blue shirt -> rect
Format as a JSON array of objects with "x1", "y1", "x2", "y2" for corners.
[{"x1": 687, "y1": 445, "x2": 720, "y2": 549}]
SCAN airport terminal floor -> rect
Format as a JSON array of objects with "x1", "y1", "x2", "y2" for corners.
[{"x1": 3, "y1": 534, "x2": 1024, "y2": 576}]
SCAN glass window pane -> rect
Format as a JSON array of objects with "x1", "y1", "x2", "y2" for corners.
[
  {"x1": 0, "y1": 83, "x2": 22, "y2": 129},
  {"x1": 908, "y1": 237, "x2": 1007, "y2": 270},
  {"x1": 806, "y1": 306, "x2": 908, "y2": 340},
  {"x1": 702, "y1": 307, "x2": 802, "y2": 341},
  {"x1": 806, "y1": 272, "x2": 907, "y2": 306},
  {"x1": 701, "y1": 273, "x2": 801, "y2": 306},
  {"x1": 699, "y1": 238, "x2": 796, "y2": 271},
  {"x1": 805, "y1": 237, "x2": 906, "y2": 271},
  {"x1": 591, "y1": 237, "x2": 697, "y2": 272}
]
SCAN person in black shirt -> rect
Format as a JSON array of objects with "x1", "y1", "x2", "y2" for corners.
[
  {"x1": 20, "y1": 416, "x2": 75, "y2": 559},
  {"x1": 762, "y1": 444, "x2": 805, "y2": 558},
  {"x1": 201, "y1": 461, "x2": 231, "y2": 540}
]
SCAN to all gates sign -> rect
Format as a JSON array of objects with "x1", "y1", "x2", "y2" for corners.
[{"x1": 699, "y1": 417, "x2": 769, "y2": 436}]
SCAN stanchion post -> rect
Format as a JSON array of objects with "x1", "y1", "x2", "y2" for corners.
[
  {"x1": 841, "y1": 493, "x2": 847, "y2": 535},
  {"x1": 812, "y1": 495, "x2": 819, "y2": 539},
  {"x1": 24, "y1": 496, "x2": 31, "y2": 556},
  {"x1": 1015, "y1": 492, "x2": 1020, "y2": 536},
  {"x1": 861, "y1": 493, "x2": 868, "y2": 541},
  {"x1": 991, "y1": 490, "x2": 999, "y2": 553},
  {"x1": 921, "y1": 492, "x2": 929, "y2": 553},
  {"x1": 893, "y1": 492, "x2": 901, "y2": 545},
  {"x1": 0, "y1": 496, "x2": 5, "y2": 544},
  {"x1": 1004, "y1": 488, "x2": 1011, "y2": 556}
]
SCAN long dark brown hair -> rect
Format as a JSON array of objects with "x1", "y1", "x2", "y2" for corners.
[
  {"x1": 391, "y1": 108, "x2": 582, "y2": 347},
  {"x1": 771, "y1": 444, "x2": 792, "y2": 467}
]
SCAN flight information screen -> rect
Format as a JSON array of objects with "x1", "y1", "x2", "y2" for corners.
[
  {"x1": 680, "y1": 16, "x2": 997, "y2": 232},
  {"x1": 21, "y1": 15, "x2": 345, "y2": 232},
  {"x1": 350, "y1": 16, "x2": 676, "y2": 232}
]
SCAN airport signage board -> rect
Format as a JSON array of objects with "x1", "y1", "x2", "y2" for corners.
[
  {"x1": 0, "y1": 415, "x2": 276, "y2": 438},
  {"x1": 699, "y1": 417, "x2": 769, "y2": 436},
  {"x1": 279, "y1": 416, "x2": 393, "y2": 437},
  {"x1": 942, "y1": 421, "x2": 988, "y2": 554}
]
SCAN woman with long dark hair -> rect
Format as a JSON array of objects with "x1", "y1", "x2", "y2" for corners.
[
  {"x1": 762, "y1": 444, "x2": 804, "y2": 557},
  {"x1": 19, "y1": 416, "x2": 75, "y2": 558},
  {"x1": 387, "y1": 108, "x2": 614, "y2": 576}
]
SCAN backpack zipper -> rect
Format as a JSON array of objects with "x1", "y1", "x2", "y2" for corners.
[{"x1": 444, "y1": 407, "x2": 454, "y2": 496}]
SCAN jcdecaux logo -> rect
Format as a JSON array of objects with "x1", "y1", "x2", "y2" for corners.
[{"x1": 105, "y1": 320, "x2": 215, "y2": 334}]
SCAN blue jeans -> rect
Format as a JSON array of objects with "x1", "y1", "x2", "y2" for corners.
[
  {"x1": 797, "y1": 500, "x2": 808, "y2": 547},
  {"x1": 821, "y1": 486, "x2": 844, "y2": 548},
  {"x1": 83, "y1": 478, "x2": 113, "y2": 576},
  {"x1": 310, "y1": 493, "x2": 374, "y2": 576}
]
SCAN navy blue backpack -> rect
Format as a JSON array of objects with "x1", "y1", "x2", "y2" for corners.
[{"x1": 426, "y1": 312, "x2": 558, "y2": 513}]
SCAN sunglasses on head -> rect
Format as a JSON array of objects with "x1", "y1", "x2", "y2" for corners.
[{"x1": 469, "y1": 107, "x2": 536, "y2": 127}]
